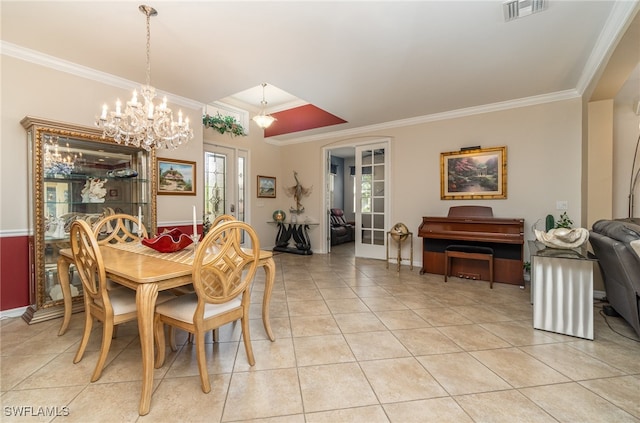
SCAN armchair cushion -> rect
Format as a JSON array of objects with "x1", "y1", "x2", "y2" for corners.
[{"x1": 330, "y1": 208, "x2": 354, "y2": 245}]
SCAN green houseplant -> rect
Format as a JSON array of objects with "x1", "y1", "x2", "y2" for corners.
[
  {"x1": 202, "y1": 113, "x2": 247, "y2": 137},
  {"x1": 555, "y1": 212, "x2": 573, "y2": 229}
]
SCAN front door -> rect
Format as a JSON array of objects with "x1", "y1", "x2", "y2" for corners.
[{"x1": 203, "y1": 144, "x2": 248, "y2": 224}]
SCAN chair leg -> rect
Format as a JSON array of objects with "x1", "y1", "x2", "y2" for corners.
[
  {"x1": 73, "y1": 311, "x2": 94, "y2": 364},
  {"x1": 444, "y1": 252, "x2": 450, "y2": 282},
  {"x1": 195, "y1": 330, "x2": 211, "y2": 393},
  {"x1": 91, "y1": 320, "x2": 114, "y2": 382},
  {"x1": 241, "y1": 316, "x2": 255, "y2": 366},
  {"x1": 154, "y1": 315, "x2": 166, "y2": 369},
  {"x1": 167, "y1": 326, "x2": 177, "y2": 352},
  {"x1": 489, "y1": 256, "x2": 494, "y2": 289}
]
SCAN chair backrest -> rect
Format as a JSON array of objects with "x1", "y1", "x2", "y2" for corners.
[
  {"x1": 192, "y1": 221, "x2": 260, "y2": 305},
  {"x1": 92, "y1": 213, "x2": 148, "y2": 244},
  {"x1": 330, "y1": 208, "x2": 348, "y2": 226},
  {"x1": 211, "y1": 214, "x2": 236, "y2": 227},
  {"x1": 69, "y1": 220, "x2": 110, "y2": 307}
]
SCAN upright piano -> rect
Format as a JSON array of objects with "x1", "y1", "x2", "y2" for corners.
[{"x1": 418, "y1": 206, "x2": 524, "y2": 285}]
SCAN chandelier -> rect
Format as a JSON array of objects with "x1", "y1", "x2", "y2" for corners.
[
  {"x1": 96, "y1": 5, "x2": 193, "y2": 151},
  {"x1": 252, "y1": 83, "x2": 277, "y2": 129},
  {"x1": 44, "y1": 135, "x2": 78, "y2": 177}
]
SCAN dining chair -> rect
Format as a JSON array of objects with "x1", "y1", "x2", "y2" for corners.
[
  {"x1": 153, "y1": 220, "x2": 261, "y2": 393},
  {"x1": 69, "y1": 220, "x2": 173, "y2": 382},
  {"x1": 91, "y1": 213, "x2": 149, "y2": 323},
  {"x1": 92, "y1": 213, "x2": 148, "y2": 244}
]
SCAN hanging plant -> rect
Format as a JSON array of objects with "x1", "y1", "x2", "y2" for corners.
[{"x1": 202, "y1": 113, "x2": 247, "y2": 137}]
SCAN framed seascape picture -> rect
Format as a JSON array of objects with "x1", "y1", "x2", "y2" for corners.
[
  {"x1": 257, "y1": 175, "x2": 276, "y2": 198},
  {"x1": 157, "y1": 158, "x2": 196, "y2": 195},
  {"x1": 441, "y1": 146, "x2": 507, "y2": 200}
]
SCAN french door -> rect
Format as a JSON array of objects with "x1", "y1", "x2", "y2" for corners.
[
  {"x1": 203, "y1": 144, "x2": 248, "y2": 223},
  {"x1": 355, "y1": 141, "x2": 389, "y2": 259}
]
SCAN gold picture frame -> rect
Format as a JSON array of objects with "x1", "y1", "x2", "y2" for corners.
[
  {"x1": 257, "y1": 175, "x2": 276, "y2": 198},
  {"x1": 441, "y1": 146, "x2": 507, "y2": 200},
  {"x1": 157, "y1": 158, "x2": 196, "y2": 195}
]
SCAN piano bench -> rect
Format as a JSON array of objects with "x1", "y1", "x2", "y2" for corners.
[{"x1": 444, "y1": 245, "x2": 494, "y2": 288}]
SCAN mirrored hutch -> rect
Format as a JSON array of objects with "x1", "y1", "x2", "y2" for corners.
[{"x1": 21, "y1": 116, "x2": 157, "y2": 324}]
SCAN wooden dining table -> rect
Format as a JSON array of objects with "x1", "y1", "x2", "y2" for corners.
[{"x1": 56, "y1": 242, "x2": 275, "y2": 416}]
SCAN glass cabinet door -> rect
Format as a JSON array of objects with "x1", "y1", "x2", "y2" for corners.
[{"x1": 21, "y1": 116, "x2": 156, "y2": 324}]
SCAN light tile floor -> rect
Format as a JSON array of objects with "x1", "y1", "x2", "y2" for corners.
[{"x1": 2, "y1": 243, "x2": 640, "y2": 422}]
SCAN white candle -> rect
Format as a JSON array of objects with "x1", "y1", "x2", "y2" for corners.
[
  {"x1": 192, "y1": 205, "x2": 197, "y2": 236},
  {"x1": 101, "y1": 104, "x2": 108, "y2": 120}
]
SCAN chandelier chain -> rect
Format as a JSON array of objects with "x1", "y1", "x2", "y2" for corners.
[{"x1": 145, "y1": 10, "x2": 151, "y2": 88}]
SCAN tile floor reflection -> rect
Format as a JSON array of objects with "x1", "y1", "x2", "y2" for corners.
[{"x1": 2, "y1": 243, "x2": 639, "y2": 422}]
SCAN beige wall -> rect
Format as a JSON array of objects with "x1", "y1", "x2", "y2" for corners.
[
  {"x1": 613, "y1": 101, "x2": 640, "y2": 218},
  {"x1": 587, "y1": 100, "x2": 614, "y2": 228},
  {"x1": 277, "y1": 99, "x2": 584, "y2": 263},
  {"x1": 0, "y1": 54, "x2": 623, "y2": 271}
]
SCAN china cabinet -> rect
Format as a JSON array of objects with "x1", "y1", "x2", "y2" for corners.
[{"x1": 21, "y1": 116, "x2": 157, "y2": 324}]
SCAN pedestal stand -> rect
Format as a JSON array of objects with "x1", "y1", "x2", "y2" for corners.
[{"x1": 386, "y1": 231, "x2": 413, "y2": 272}]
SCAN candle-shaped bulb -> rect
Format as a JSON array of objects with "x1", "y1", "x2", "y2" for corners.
[
  {"x1": 178, "y1": 110, "x2": 183, "y2": 125},
  {"x1": 115, "y1": 99, "x2": 122, "y2": 116},
  {"x1": 101, "y1": 104, "x2": 108, "y2": 120},
  {"x1": 131, "y1": 90, "x2": 138, "y2": 105},
  {"x1": 192, "y1": 205, "x2": 198, "y2": 237},
  {"x1": 147, "y1": 103, "x2": 154, "y2": 119}
]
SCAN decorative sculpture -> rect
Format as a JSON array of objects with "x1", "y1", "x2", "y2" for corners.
[
  {"x1": 81, "y1": 178, "x2": 107, "y2": 203},
  {"x1": 285, "y1": 171, "x2": 312, "y2": 215},
  {"x1": 534, "y1": 227, "x2": 589, "y2": 249}
]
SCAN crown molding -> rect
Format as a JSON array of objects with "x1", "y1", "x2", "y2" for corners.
[
  {"x1": 269, "y1": 89, "x2": 581, "y2": 146},
  {"x1": 1, "y1": 41, "x2": 204, "y2": 111},
  {"x1": 575, "y1": 0, "x2": 640, "y2": 96}
]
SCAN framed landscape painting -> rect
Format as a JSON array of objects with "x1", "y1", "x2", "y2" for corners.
[
  {"x1": 257, "y1": 175, "x2": 276, "y2": 198},
  {"x1": 440, "y1": 146, "x2": 507, "y2": 200},
  {"x1": 157, "y1": 158, "x2": 196, "y2": 195}
]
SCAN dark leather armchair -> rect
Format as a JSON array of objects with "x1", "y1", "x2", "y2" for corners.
[
  {"x1": 330, "y1": 208, "x2": 354, "y2": 245},
  {"x1": 589, "y1": 218, "x2": 640, "y2": 337}
]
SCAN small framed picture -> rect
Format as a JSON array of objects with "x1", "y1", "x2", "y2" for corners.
[
  {"x1": 157, "y1": 158, "x2": 196, "y2": 195},
  {"x1": 257, "y1": 175, "x2": 276, "y2": 198},
  {"x1": 441, "y1": 146, "x2": 507, "y2": 200}
]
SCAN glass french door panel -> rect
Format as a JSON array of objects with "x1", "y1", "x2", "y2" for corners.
[
  {"x1": 237, "y1": 156, "x2": 246, "y2": 222},
  {"x1": 355, "y1": 142, "x2": 389, "y2": 259},
  {"x1": 204, "y1": 152, "x2": 227, "y2": 219},
  {"x1": 373, "y1": 230, "x2": 385, "y2": 245}
]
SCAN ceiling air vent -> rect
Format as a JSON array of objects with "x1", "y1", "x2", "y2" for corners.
[{"x1": 503, "y1": 0, "x2": 546, "y2": 22}]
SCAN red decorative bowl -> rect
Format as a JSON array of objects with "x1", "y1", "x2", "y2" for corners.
[{"x1": 142, "y1": 228, "x2": 194, "y2": 253}]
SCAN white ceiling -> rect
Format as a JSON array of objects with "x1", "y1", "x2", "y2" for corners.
[{"x1": 2, "y1": 1, "x2": 639, "y2": 143}]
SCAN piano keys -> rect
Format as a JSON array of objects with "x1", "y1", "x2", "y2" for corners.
[{"x1": 418, "y1": 206, "x2": 524, "y2": 285}]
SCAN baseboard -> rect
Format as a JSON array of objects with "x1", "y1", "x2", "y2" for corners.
[{"x1": 0, "y1": 306, "x2": 28, "y2": 319}]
